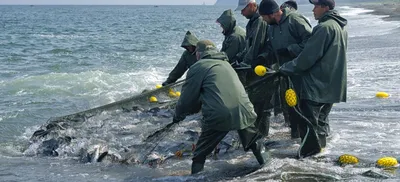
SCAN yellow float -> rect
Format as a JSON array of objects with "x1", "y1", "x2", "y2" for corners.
[
  {"x1": 376, "y1": 157, "x2": 398, "y2": 168},
  {"x1": 285, "y1": 89, "x2": 297, "y2": 107},
  {"x1": 254, "y1": 65, "x2": 267, "y2": 76},
  {"x1": 338, "y1": 154, "x2": 359, "y2": 165},
  {"x1": 175, "y1": 91, "x2": 181, "y2": 97},
  {"x1": 149, "y1": 96, "x2": 158, "y2": 103},
  {"x1": 155, "y1": 84, "x2": 162, "y2": 89},
  {"x1": 169, "y1": 91, "x2": 177, "y2": 98},
  {"x1": 376, "y1": 92, "x2": 389, "y2": 98}
]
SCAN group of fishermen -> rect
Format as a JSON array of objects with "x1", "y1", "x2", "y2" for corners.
[{"x1": 161, "y1": 0, "x2": 348, "y2": 174}]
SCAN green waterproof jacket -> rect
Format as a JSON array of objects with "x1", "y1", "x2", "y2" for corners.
[
  {"x1": 241, "y1": 12, "x2": 269, "y2": 67},
  {"x1": 268, "y1": 8, "x2": 312, "y2": 65},
  {"x1": 164, "y1": 31, "x2": 199, "y2": 84},
  {"x1": 175, "y1": 49, "x2": 257, "y2": 131},
  {"x1": 217, "y1": 9, "x2": 246, "y2": 63},
  {"x1": 280, "y1": 10, "x2": 348, "y2": 103},
  {"x1": 268, "y1": 8, "x2": 312, "y2": 92}
]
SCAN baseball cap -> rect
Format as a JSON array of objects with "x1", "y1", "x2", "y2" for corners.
[
  {"x1": 309, "y1": 0, "x2": 335, "y2": 10},
  {"x1": 195, "y1": 40, "x2": 217, "y2": 52},
  {"x1": 235, "y1": 0, "x2": 256, "y2": 11}
]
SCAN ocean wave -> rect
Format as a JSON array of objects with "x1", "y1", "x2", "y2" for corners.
[
  {"x1": 47, "y1": 48, "x2": 73, "y2": 54},
  {"x1": 33, "y1": 34, "x2": 87, "y2": 39},
  {"x1": 339, "y1": 6, "x2": 374, "y2": 16}
]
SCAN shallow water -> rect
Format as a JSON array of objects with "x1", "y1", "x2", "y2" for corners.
[{"x1": 1, "y1": 3, "x2": 400, "y2": 182}]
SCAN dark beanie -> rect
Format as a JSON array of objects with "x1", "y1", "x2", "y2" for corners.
[{"x1": 259, "y1": 0, "x2": 280, "y2": 15}]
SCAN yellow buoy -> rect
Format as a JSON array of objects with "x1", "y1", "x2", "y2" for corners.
[
  {"x1": 155, "y1": 84, "x2": 162, "y2": 89},
  {"x1": 254, "y1": 65, "x2": 267, "y2": 76},
  {"x1": 169, "y1": 91, "x2": 177, "y2": 97},
  {"x1": 169, "y1": 88, "x2": 175, "y2": 93},
  {"x1": 175, "y1": 91, "x2": 181, "y2": 97},
  {"x1": 376, "y1": 92, "x2": 389, "y2": 98},
  {"x1": 376, "y1": 157, "x2": 398, "y2": 168},
  {"x1": 285, "y1": 89, "x2": 297, "y2": 107},
  {"x1": 149, "y1": 96, "x2": 158, "y2": 103},
  {"x1": 338, "y1": 154, "x2": 359, "y2": 165}
]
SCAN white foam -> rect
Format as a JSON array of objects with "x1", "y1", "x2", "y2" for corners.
[
  {"x1": 339, "y1": 6, "x2": 374, "y2": 16},
  {"x1": 5, "y1": 68, "x2": 166, "y2": 109},
  {"x1": 340, "y1": 8, "x2": 400, "y2": 37}
]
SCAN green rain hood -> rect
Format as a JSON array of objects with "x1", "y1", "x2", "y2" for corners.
[{"x1": 217, "y1": 9, "x2": 246, "y2": 63}]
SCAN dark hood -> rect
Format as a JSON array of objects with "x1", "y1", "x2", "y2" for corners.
[
  {"x1": 199, "y1": 49, "x2": 229, "y2": 62},
  {"x1": 279, "y1": 7, "x2": 293, "y2": 24},
  {"x1": 319, "y1": 10, "x2": 347, "y2": 27},
  {"x1": 181, "y1": 31, "x2": 199, "y2": 48},
  {"x1": 217, "y1": 9, "x2": 237, "y2": 36}
]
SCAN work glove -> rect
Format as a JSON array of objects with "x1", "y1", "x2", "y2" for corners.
[{"x1": 162, "y1": 81, "x2": 170, "y2": 86}]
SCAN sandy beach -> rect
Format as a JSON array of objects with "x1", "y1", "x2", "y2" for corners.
[{"x1": 354, "y1": 0, "x2": 400, "y2": 21}]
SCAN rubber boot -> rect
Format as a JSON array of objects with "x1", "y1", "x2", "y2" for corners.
[
  {"x1": 191, "y1": 162, "x2": 205, "y2": 175},
  {"x1": 250, "y1": 139, "x2": 270, "y2": 166},
  {"x1": 291, "y1": 127, "x2": 300, "y2": 139},
  {"x1": 298, "y1": 129, "x2": 321, "y2": 159},
  {"x1": 319, "y1": 134, "x2": 327, "y2": 148}
]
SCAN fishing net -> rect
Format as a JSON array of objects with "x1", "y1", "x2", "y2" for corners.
[{"x1": 30, "y1": 80, "x2": 185, "y2": 140}]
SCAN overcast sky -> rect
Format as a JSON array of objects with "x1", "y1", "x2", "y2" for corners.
[{"x1": 0, "y1": 0, "x2": 219, "y2": 5}]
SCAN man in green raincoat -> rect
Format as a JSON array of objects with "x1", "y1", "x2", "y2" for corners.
[
  {"x1": 259, "y1": 0, "x2": 312, "y2": 139},
  {"x1": 162, "y1": 31, "x2": 199, "y2": 86},
  {"x1": 279, "y1": 0, "x2": 348, "y2": 158},
  {"x1": 236, "y1": 0, "x2": 274, "y2": 137},
  {"x1": 217, "y1": 9, "x2": 247, "y2": 84},
  {"x1": 236, "y1": 0, "x2": 268, "y2": 69},
  {"x1": 217, "y1": 9, "x2": 246, "y2": 64},
  {"x1": 173, "y1": 40, "x2": 269, "y2": 174}
]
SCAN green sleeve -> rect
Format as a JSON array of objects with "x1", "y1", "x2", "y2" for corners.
[
  {"x1": 256, "y1": 41, "x2": 276, "y2": 66},
  {"x1": 174, "y1": 66, "x2": 202, "y2": 120},
  {"x1": 280, "y1": 25, "x2": 329, "y2": 75},
  {"x1": 243, "y1": 20, "x2": 268, "y2": 66},
  {"x1": 165, "y1": 52, "x2": 189, "y2": 84},
  {"x1": 221, "y1": 36, "x2": 240, "y2": 63},
  {"x1": 287, "y1": 16, "x2": 312, "y2": 56}
]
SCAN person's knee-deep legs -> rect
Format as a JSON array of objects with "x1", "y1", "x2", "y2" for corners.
[
  {"x1": 318, "y1": 103, "x2": 333, "y2": 136},
  {"x1": 297, "y1": 99, "x2": 325, "y2": 157},
  {"x1": 237, "y1": 125, "x2": 269, "y2": 166},
  {"x1": 288, "y1": 106, "x2": 300, "y2": 138},
  {"x1": 191, "y1": 129, "x2": 228, "y2": 174},
  {"x1": 253, "y1": 102, "x2": 271, "y2": 137}
]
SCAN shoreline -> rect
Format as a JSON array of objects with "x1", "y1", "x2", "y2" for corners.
[{"x1": 351, "y1": 0, "x2": 400, "y2": 22}]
